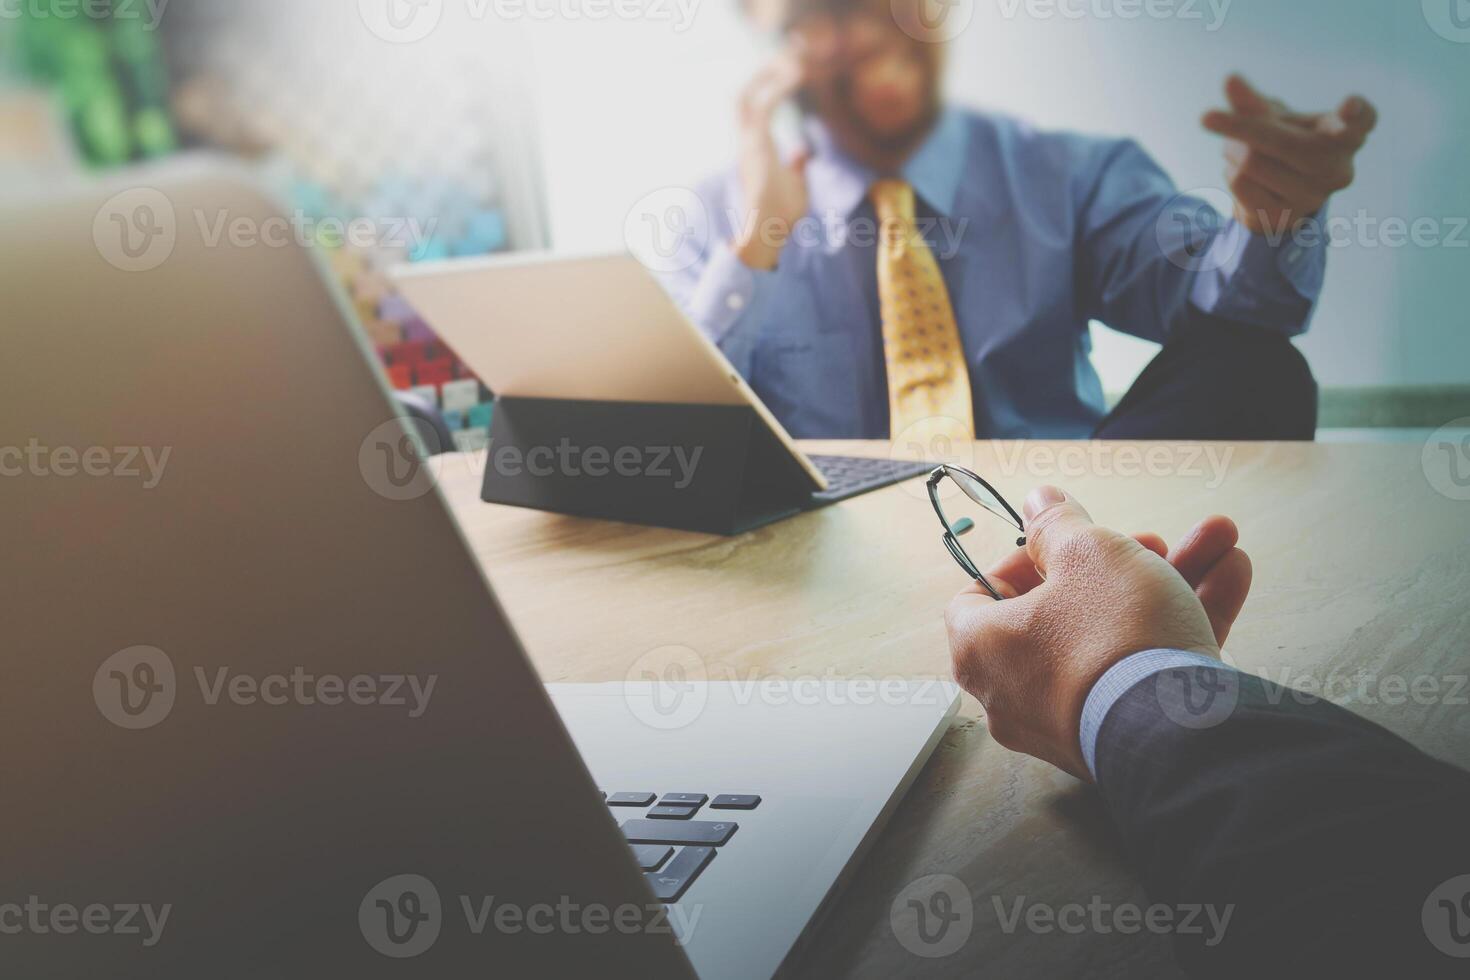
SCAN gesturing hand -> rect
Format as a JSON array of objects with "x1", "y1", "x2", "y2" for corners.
[
  {"x1": 945, "y1": 487, "x2": 1253, "y2": 780},
  {"x1": 1202, "y1": 74, "x2": 1376, "y2": 236}
]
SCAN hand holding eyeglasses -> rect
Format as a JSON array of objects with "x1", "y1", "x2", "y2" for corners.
[{"x1": 944, "y1": 486, "x2": 1254, "y2": 780}]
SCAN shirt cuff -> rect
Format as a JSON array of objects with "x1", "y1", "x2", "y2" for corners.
[
  {"x1": 1079, "y1": 649, "x2": 1237, "y2": 781},
  {"x1": 1189, "y1": 214, "x2": 1327, "y2": 332},
  {"x1": 688, "y1": 243, "x2": 780, "y2": 346}
]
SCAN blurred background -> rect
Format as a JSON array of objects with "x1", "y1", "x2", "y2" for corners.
[{"x1": 2, "y1": 0, "x2": 1465, "y2": 444}]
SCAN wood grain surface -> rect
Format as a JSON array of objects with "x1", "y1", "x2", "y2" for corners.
[{"x1": 432, "y1": 440, "x2": 1470, "y2": 978}]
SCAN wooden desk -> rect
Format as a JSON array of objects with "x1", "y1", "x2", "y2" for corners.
[{"x1": 434, "y1": 440, "x2": 1470, "y2": 978}]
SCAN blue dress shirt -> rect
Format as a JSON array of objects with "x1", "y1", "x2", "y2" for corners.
[{"x1": 663, "y1": 107, "x2": 1326, "y2": 439}]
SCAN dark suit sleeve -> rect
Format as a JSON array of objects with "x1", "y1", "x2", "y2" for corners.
[{"x1": 1094, "y1": 663, "x2": 1470, "y2": 977}]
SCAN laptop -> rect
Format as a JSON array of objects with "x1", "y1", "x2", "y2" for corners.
[
  {"x1": 393, "y1": 252, "x2": 933, "y2": 513},
  {"x1": 2, "y1": 165, "x2": 960, "y2": 977}
]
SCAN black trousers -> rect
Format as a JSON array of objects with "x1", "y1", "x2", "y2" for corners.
[{"x1": 1092, "y1": 315, "x2": 1318, "y2": 441}]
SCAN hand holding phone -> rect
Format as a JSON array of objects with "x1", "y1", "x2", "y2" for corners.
[{"x1": 733, "y1": 23, "x2": 841, "y2": 270}]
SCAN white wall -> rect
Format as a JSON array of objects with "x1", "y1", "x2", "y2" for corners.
[{"x1": 524, "y1": 0, "x2": 1470, "y2": 391}]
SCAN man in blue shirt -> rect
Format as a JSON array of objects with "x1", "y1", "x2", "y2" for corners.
[{"x1": 665, "y1": 0, "x2": 1377, "y2": 442}]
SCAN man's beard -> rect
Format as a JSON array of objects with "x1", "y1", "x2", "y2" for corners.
[{"x1": 828, "y1": 80, "x2": 941, "y2": 168}]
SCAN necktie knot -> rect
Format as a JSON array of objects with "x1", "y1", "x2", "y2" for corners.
[{"x1": 870, "y1": 179, "x2": 917, "y2": 225}]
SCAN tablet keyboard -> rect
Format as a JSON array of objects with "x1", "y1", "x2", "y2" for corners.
[{"x1": 809, "y1": 455, "x2": 932, "y2": 505}]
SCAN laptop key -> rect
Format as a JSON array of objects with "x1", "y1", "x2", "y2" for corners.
[
  {"x1": 648, "y1": 805, "x2": 699, "y2": 820},
  {"x1": 631, "y1": 844, "x2": 673, "y2": 871},
  {"x1": 659, "y1": 793, "x2": 708, "y2": 808},
  {"x1": 607, "y1": 792, "x2": 657, "y2": 807},
  {"x1": 710, "y1": 794, "x2": 761, "y2": 810},
  {"x1": 621, "y1": 819, "x2": 738, "y2": 846},
  {"x1": 647, "y1": 846, "x2": 715, "y2": 902}
]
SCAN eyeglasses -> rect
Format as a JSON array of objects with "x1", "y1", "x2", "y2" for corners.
[{"x1": 926, "y1": 464, "x2": 1026, "y2": 600}]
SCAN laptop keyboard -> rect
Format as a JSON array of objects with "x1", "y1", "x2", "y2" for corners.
[
  {"x1": 604, "y1": 790, "x2": 761, "y2": 902},
  {"x1": 808, "y1": 455, "x2": 932, "y2": 505}
]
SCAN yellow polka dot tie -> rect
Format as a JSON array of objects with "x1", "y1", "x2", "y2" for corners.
[{"x1": 871, "y1": 179, "x2": 975, "y2": 447}]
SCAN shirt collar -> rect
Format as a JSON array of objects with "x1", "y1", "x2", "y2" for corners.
[
  {"x1": 902, "y1": 107, "x2": 968, "y2": 217},
  {"x1": 802, "y1": 106, "x2": 969, "y2": 219}
]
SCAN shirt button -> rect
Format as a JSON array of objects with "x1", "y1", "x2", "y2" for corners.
[{"x1": 727, "y1": 293, "x2": 746, "y2": 312}]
